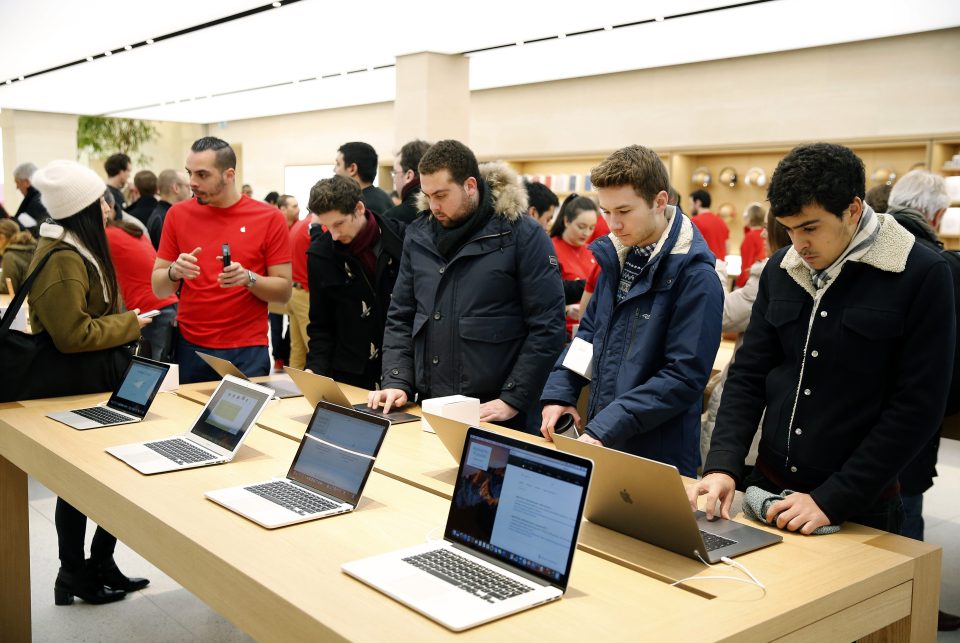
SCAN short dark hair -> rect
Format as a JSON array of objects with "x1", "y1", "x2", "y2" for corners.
[
  {"x1": 690, "y1": 189, "x2": 711, "y2": 208},
  {"x1": 190, "y1": 137, "x2": 237, "y2": 171},
  {"x1": 264, "y1": 191, "x2": 280, "y2": 205},
  {"x1": 309, "y1": 175, "x2": 362, "y2": 216},
  {"x1": 525, "y1": 181, "x2": 560, "y2": 216},
  {"x1": 338, "y1": 142, "x2": 379, "y2": 183},
  {"x1": 104, "y1": 153, "x2": 131, "y2": 178},
  {"x1": 133, "y1": 170, "x2": 157, "y2": 197},
  {"x1": 277, "y1": 194, "x2": 296, "y2": 208},
  {"x1": 591, "y1": 145, "x2": 669, "y2": 205},
  {"x1": 418, "y1": 140, "x2": 480, "y2": 186},
  {"x1": 768, "y1": 143, "x2": 865, "y2": 218},
  {"x1": 550, "y1": 194, "x2": 598, "y2": 238},
  {"x1": 398, "y1": 139, "x2": 432, "y2": 175},
  {"x1": 865, "y1": 183, "x2": 892, "y2": 214}
]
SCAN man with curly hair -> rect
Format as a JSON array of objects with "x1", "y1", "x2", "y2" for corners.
[{"x1": 689, "y1": 142, "x2": 956, "y2": 536}]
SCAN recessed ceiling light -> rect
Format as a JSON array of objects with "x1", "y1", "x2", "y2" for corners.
[
  {"x1": 516, "y1": 40, "x2": 524, "y2": 47},
  {"x1": 124, "y1": 44, "x2": 132, "y2": 50},
  {"x1": 86, "y1": 56, "x2": 94, "y2": 62},
  {"x1": 18, "y1": 75, "x2": 24, "y2": 81},
  {"x1": 5, "y1": 79, "x2": 11, "y2": 85},
  {"x1": 104, "y1": 51, "x2": 112, "y2": 56},
  {"x1": 272, "y1": 1, "x2": 281, "y2": 6},
  {"x1": 604, "y1": 25, "x2": 613, "y2": 31},
  {"x1": 146, "y1": 38, "x2": 154, "y2": 45},
  {"x1": 558, "y1": 33, "x2": 566, "y2": 39},
  {"x1": 655, "y1": 16, "x2": 664, "y2": 22}
]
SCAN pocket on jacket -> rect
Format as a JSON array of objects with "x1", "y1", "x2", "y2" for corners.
[
  {"x1": 765, "y1": 299, "x2": 804, "y2": 328},
  {"x1": 839, "y1": 307, "x2": 903, "y2": 374},
  {"x1": 458, "y1": 316, "x2": 527, "y2": 395}
]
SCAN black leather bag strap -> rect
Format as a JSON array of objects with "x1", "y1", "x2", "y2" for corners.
[{"x1": 0, "y1": 246, "x2": 74, "y2": 335}]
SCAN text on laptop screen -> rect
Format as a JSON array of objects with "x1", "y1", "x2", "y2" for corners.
[
  {"x1": 190, "y1": 381, "x2": 270, "y2": 451},
  {"x1": 109, "y1": 360, "x2": 168, "y2": 415},
  {"x1": 306, "y1": 407, "x2": 385, "y2": 456},
  {"x1": 446, "y1": 433, "x2": 589, "y2": 585}
]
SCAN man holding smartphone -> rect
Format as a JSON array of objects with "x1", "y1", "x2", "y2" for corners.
[{"x1": 151, "y1": 137, "x2": 292, "y2": 383}]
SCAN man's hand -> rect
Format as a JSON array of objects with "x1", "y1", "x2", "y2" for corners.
[
  {"x1": 217, "y1": 256, "x2": 249, "y2": 288},
  {"x1": 766, "y1": 492, "x2": 830, "y2": 535},
  {"x1": 686, "y1": 472, "x2": 736, "y2": 520},
  {"x1": 479, "y1": 399, "x2": 518, "y2": 422},
  {"x1": 368, "y1": 389, "x2": 408, "y2": 414},
  {"x1": 577, "y1": 433, "x2": 602, "y2": 446},
  {"x1": 168, "y1": 247, "x2": 202, "y2": 280},
  {"x1": 540, "y1": 404, "x2": 580, "y2": 441}
]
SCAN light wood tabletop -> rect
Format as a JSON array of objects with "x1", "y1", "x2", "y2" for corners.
[{"x1": 1, "y1": 389, "x2": 939, "y2": 641}]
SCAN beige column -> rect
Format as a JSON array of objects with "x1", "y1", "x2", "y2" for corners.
[
  {"x1": 1, "y1": 109, "x2": 78, "y2": 212},
  {"x1": 393, "y1": 52, "x2": 469, "y2": 150}
]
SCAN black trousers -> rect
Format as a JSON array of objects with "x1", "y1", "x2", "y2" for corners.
[{"x1": 56, "y1": 497, "x2": 116, "y2": 571}]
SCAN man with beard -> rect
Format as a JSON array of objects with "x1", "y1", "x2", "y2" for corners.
[
  {"x1": 369, "y1": 140, "x2": 565, "y2": 433},
  {"x1": 152, "y1": 137, "x2": 292, "y2": 383}
]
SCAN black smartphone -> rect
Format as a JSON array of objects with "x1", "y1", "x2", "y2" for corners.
[{"x1": 221, "y1": 243, "x2": 231, "y2": 268}]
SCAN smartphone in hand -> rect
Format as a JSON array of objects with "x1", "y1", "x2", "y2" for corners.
[
  {"x1": 138, "y1": 310, "x2": 161, "y2": 319},
  {"x1": 221, "y1": 243, "x2": 231, "y2": 268}
]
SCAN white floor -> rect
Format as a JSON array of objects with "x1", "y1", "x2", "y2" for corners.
[{"x1": 26, "y1": 440, "x2": 960, "y2": 641}]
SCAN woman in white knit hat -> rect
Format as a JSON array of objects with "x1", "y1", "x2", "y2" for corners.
[{"x1": 27, "y1": 159, "x2": 152, "y2": 606}]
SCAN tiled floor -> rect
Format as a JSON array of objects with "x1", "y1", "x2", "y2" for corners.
[{"x1": 26, "y1": 440, "x2": 960, "y2": 641}]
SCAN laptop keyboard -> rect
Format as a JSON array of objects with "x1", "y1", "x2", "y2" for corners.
[
  {"x1": 246, "y1": 481, "x2": 340, "y2": 515},
  {"x1": 73, "y1": 406, "x2": 133, "y2": 425},
  {"x1": 402, "y1": 549, "x2": 535, "y2": 603},
  {"x1": 144, "y1": 438, "x2": 215, "y2": 464},
  {"x1": 700, "y1": 530, "x2": 738, "y2": 551}
]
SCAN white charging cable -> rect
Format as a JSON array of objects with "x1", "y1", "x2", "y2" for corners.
[{"x1": 670, "y1": 551, "x2": 766, "y2": 591}]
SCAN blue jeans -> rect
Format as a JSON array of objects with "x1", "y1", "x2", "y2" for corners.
[
  {"x1": 900, "y1": 493, "x2": 924, "y2": 541},
  {"x1": 177, "y1": 335, "x2": 270, "y2": 384},
  {"x1": 138, "y1": 303, "x2": 177, "y2": 362}
]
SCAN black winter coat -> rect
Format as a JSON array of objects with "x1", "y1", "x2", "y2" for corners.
[
  {"x1": 380, "y1": 163, "x2": 565, "y2": 415},
  {"x1": 705, "y1": 213, "x2": 956, "y2": 524},
  {"x1": 304, "y1": 213, "x2": 405, "y2": 389}
]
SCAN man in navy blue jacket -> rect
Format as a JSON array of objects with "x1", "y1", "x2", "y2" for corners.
[
  {"x1": 689, "y1": 143, "x2": 955, "y2": 535},
  {"x1": 540, "y1": 145, "x2": 724, "y2": 476}
]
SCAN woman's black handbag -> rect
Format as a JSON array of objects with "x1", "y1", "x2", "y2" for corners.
[{"x1": 0, "y1": 247, "x2": 133, "y2": 403}]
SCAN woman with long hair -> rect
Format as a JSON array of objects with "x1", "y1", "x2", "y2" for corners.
[
  {"x1": 27, "y1": 160, "x2": 152, "y2": 606},
  {"x1": 549, "y1": 194, "x2": 598, "y2": 338}
]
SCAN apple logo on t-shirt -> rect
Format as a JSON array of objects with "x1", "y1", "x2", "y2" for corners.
[{"x1": 240, "y1": 226, "x2": 246, "y2": 232}]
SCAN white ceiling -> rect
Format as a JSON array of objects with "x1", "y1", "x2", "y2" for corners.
[{"x1": 0, "y1": 0, "x2": 958, "y2": 124}]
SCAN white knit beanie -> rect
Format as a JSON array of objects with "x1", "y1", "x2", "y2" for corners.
[{"x1": 32, "y1": 160, "x2": 106, "y2": 220}]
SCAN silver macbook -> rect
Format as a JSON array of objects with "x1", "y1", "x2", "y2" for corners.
[
  {"x1": 206, "y1": 401, "x2": 390, "y2": 528},
  {"x1": 342, "y1": 427, "x2": 593, "y2": 632},
  {"x1": 106, "y1": 375, "x2": 273, "y2": 475},
  {"x1": 283, "y1": 366, "x2": 419, "y2": 425},
  {"x1": 47, "y1": 356, "x2": 170, "y2": 430},
  {"x1": 553, "y1": 434, "x2": 782, "y2": 564},
  {"x1": 196, "y1": 351, "x2": 302, "y2": 399}
]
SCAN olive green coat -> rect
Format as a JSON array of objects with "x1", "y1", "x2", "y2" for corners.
[
  {"x1": 1, "y1": 241, "x2": 37, "y2": 294},
  {"x1": 27, "y1": 237, "x2": 140, "y2": 353}
]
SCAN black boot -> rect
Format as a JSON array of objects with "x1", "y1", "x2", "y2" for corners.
[
  {"x1": 92, "y1": 558, "x2": 150, "y2": 592},
  {"x1": 54, "y1": 566, "x2": 126, "y2": 606}
]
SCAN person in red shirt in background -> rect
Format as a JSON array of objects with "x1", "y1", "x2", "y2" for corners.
[
  {"x1": 689, "y1": 189, "x2": 729, "y2": 261},
  {"x1": 586, "y1": 200, "x2": 610, "y2": 244},
  {"x1": 286, "y1": 197, "x2": 312, "y2": 369},
  {"x1": 104, "y1": 209, "x2": 178, "y2": 361},
  {"x1": 152, "y1": 137, "x2": 292, "y2": 383},
  {"x1": 550, "y1": 194, "x2": 598, "y2": 338},
  {"x1": 736, "y1": 202, "x2": 767, "y2": 288}
]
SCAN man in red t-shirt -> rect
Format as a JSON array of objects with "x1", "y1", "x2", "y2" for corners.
[
  {"x1": 152, "y1": 137, "x2": 292, "y2": 383},
  {"x1": 689, "y1": 189, "x2": 729, "y2": 261}
]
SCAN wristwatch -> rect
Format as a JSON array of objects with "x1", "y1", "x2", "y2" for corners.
[{"x1": 245, "y1": 270, "x2": 257, "y2": 288}]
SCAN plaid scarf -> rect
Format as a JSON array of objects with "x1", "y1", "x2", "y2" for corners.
[
  {"x1": 617, "y1": 242, "x2": 657, "y2": 302},
  {"x1": 810, "y1": 204, "x2": 880, "y2": 290}
]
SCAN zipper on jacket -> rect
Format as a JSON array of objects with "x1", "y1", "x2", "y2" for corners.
[{"x1": 783, "y1": 288, "x2": 825, "y2": 471}]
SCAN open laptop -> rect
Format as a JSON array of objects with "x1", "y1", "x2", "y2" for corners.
[
  {"x1": 106, "y1": 375, "x2": 273, "y2": 475},
  {"x1": 47, "y1": 356, "x2": 170, "y2": 430},
  {"x1": 342, "y1": 427, "x2": 593, "y2": 632},
  {"x1": 205, "y1": 401, "x2": 389, "y2": 528},
  {"x1": 553, "y1": 434, "x2": 781, "y2": 563},
  {"x1": 284, "y1": 366, "x2": 419, "y2": 425},
  {"x1": 195, "y1": 351, "x2": 302, "y2": 399}
]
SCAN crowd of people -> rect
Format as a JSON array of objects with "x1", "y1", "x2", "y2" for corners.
[{"x1": 3, "y1": 137, "x2": 958, "y2": 629}]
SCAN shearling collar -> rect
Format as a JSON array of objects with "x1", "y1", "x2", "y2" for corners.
[
  {"x1": 779, "y1": 212, "x2": 915, "y2": 297},
  {"x1": 415, "y1": 161, "x2": 527, "y2": 222},
  {"x1": 609, "y1": 205, "x2": 691, "y2": 269}
]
